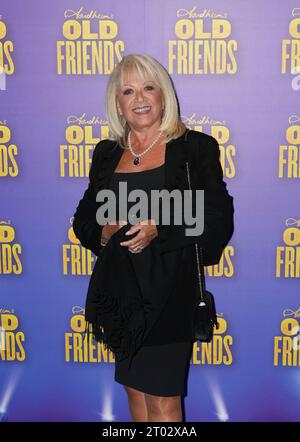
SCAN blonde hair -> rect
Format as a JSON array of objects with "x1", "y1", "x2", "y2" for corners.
[{"x1": 105, "y1": 54, "x2": 187, "y2": 148}]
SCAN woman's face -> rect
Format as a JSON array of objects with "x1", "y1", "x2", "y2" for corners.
[{"x1": 115, "y1": 69, "x2": 164, "y2": 132}]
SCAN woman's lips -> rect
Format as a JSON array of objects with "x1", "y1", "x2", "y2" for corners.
[{"x1": 132, "y1": 106, "x2": 151, "y2": 114}]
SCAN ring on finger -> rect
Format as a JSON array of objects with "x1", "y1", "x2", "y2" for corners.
[
  {"x1": 130, "y1": 248, "x2": 141, "y2": 253},
  {"x1": 133, "y1": 244, "x2": 143, "y2": 252}
]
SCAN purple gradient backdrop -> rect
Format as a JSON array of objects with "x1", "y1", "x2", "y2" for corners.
[{"x1": 1, "y1": 0, "x2": 300, "y2": 422}]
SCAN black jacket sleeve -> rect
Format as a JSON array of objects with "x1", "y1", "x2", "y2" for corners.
[
  {"x1": 156, "y1": 136, "x2": 234, "y2": 266},
  {"x1": 72, "y1": 141, "x2": 104, "y2": 257}
]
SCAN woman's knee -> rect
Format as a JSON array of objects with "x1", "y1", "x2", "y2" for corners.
[
  {"x1": 145, "y1": 394, "x2": 181, "y2": 415},
  {"x1": 124, "y1": 385, "x2": 146, "y2": 400}
]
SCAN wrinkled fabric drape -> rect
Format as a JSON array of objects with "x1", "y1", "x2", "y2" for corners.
[{"x1": 84, "y1": 223, "x2": 184, "y2": 370}]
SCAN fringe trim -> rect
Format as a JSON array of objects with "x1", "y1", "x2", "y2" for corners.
[{"x1": 83, "y1": 288, "x2": 147, "y2": 363}]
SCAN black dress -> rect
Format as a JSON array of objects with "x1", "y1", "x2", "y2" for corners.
[{"x1": 107, "y1": 164, "x2": 194, "y2": 397}]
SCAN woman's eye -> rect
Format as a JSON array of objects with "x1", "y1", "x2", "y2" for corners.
[{"x1": 122, "y1": 85, "x2": 154, "y2": 95}]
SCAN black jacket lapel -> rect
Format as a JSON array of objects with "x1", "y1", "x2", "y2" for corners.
[{"x1": 94, "y1": 129, "x2": 189, "y2": 193}]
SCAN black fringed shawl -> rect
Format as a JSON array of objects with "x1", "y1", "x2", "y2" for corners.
[{"x1": 84, "y1": 223, "x2": 183, "y2": 370}]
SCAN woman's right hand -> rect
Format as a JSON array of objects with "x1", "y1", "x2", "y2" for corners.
[{"x1": 100, "y1": 220, "x2": 128, "y2": 245}]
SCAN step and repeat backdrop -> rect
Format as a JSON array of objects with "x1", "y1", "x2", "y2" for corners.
[{"x1": 1, "y1": 0, "x2": 300, "y2": 422}]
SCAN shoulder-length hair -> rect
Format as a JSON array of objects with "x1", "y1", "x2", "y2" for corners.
[{"x1": 105, "y1": 54, "x2": 187, "y2": 148}]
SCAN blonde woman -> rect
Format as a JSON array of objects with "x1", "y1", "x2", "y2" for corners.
[{"x1": 73, "y1": 54, "x2": 234, "y2": 422}]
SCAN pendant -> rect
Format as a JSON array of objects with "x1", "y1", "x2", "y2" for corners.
[{"x1": 133, "y1": 157, "x2": 140, "y2": 165}]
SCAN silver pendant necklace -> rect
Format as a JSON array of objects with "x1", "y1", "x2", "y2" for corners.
[{"x1": 127, "y1": 130, "x2": 162, "y2": 165}]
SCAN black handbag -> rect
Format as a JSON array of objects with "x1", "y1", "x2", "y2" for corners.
[{"x1": 185, "y1": 160, "x2": 219, "y2": 342}]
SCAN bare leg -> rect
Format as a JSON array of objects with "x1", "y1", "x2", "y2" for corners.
[
  {"x1": 145, "y1": 394, "x2": 182, "y2": 422},
  {"x1": 124, "y1": 385, "x2": 148, "y2": 422}
]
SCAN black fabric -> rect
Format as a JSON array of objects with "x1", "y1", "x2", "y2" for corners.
[
  {"x1": 84, "y1": 165, "x2": 190, "y2": 370},
  {"x1": 84, "y1": 223, "x2": 185, "y2": 370},
  {"x1": 114, "y1": 341, "x2": 194, "y2": 397},
  {"x1": 73, "y1": 129, "x2": 235, "y2": 368},
  {"x1": 73, "y1": 129, "x2": 234, "y2": 266}
]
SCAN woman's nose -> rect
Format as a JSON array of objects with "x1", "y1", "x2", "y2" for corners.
[{"x1": 135, "y1": 90, "x2": 144, "y2": 102}]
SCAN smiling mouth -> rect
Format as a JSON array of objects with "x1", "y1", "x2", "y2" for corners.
[{"x1": 132, "y1": 106, "x2": 151, "y2": 114}]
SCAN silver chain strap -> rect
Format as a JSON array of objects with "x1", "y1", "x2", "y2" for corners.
[{"x1": 185, "y1": 160, "x2": 206, "y2": 306}]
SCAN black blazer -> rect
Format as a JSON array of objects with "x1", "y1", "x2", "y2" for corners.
[{"x1": 73, "y1": 128, "x2": 234, "y2": 266}]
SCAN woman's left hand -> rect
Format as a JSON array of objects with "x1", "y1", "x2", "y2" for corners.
[{"x1": 120, "y1": 219, "x2": 158, "y2": 253}]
